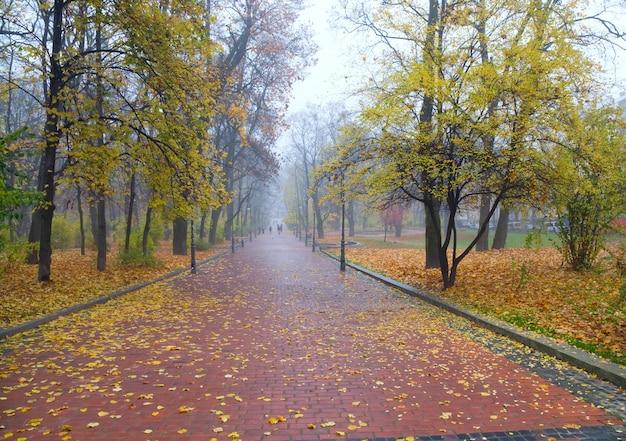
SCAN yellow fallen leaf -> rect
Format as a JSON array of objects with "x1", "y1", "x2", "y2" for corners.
[
  {"x1": 336, "y1": 431, "x2": 346, "y2": 436},
  {"x1": 177, "y1": 428, "x2": 188, "y2": 434},
  {"x1": 97, "y1": 411, "x2": 109, "y2": 417},
  {"x1": 143, "y1": 429, "x2": 153, "y2": 434},
  {"x1": 228, "y1": 432, "x2": 240, "y2": 439},
  {"x1": 178, "y1": 405, "x2": 195, "y2": 413},
  {"x1": 307, "y1": 424, "x2": 316, "y2": 429},
  {"x1": 213, "y1": 427, "x2": 223, "y2": 433},
  {"x1": 86, "y1": 422, "x2": 99, "y2": 428},
  {"x1": 320, "y1": 421, "x2": 336, "y2": 428}
]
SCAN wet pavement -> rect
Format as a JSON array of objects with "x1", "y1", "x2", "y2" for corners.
[{"x1": 1, "y1": 233, "x2": 625, "y2": 440}]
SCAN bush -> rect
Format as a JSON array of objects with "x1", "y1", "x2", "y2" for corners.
[
  {"x1": 52, "y1": 215, "x2": 81, "y2": 249},
  {"x1": 0, "y1": 237, "x2": 37, "y2": 273},
  {"x1": 117, "y1": 247, "x2": 160, "y2": 267}
]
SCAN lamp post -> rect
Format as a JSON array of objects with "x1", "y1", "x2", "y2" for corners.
[
  {"x1": 312, "y1": 198, "x2": 316, "y2": 252},
  {"x1": 340, "y1": 171, "x2": 346, "y2": 272}
]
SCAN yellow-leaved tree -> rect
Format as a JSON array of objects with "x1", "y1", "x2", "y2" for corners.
[{"x1": 335, "y1": 0, "x2": 612, "y2": 289}]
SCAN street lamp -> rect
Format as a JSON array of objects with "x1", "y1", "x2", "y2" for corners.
[
  {"x1": 312, "y1": 198, "x2": 316, "y2": 252},
  {"x1": 340, "y1": 173, "x2": 346, "y2": 272},
  {"x1": 248, "y1": 207, "x2": 251, "y2": 242},
  {"x1": 329, "y1": 171, "x2": 346, "y2": 272}
]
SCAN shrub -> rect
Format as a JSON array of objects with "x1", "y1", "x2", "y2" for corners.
[
  {"x1": 117, "y1": 247, "x2": 160, "y2": 267},
  {"x1": 0, "y1": 237, "x2": 37, "y2": 273},
  {"x1": 52, "y1": 215, "x2": 80, "y2": 249}
]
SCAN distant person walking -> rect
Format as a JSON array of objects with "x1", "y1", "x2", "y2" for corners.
[{"x1": 269, "y1": 225, "x2": 272, "y2": 234}]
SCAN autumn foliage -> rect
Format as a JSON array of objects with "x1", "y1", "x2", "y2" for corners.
[
  {"x1": 0, "y1": 245, "x2": 223, "y2": 329},
  {"x1": 343, "y1": 246, "x2": 625, "y2": 364}
]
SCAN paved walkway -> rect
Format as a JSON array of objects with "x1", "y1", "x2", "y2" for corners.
[{"x1": 1, "y1": 233, "x2": 625, "y2": 441}]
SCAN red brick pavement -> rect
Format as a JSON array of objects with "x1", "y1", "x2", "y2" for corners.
[{"x1": 1, "y1": 233, "x2": 624, "y2": 441}]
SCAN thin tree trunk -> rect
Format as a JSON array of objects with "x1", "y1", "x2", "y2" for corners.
[
  {"x1": 96, "y1": 193, "x2": 106, "y2": 270},
  {"x1": 76, "y1": 185, "x2": 85, "y2": 256},
  {"x1": 124, "y1": 173, "x2": 136, "y2": 252},
  {"x1": 476, "y1": 195, "x2": 490, "y2": 251},
  {"x1": 424, "y1": 196, "x2": 441, "y2": 269},
  {"x1": 209, "y1": 206, "x2": 222, "y2": 244},
  {"x1": 199, "y1": 210, "x2": 207, "y2": 240},
  {"x1": 173, "y1": 217, "x2": 187, "y2": 255},
  {"x1": 142, "y1": 206, "x2": 152, "y2": 257},
  {"x1": 492, "y1": 207, "x2": 509, "y2": 249}
]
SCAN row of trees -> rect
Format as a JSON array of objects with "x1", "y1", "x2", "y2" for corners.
[
  {"x1": 1, "y1": 0, "x2": 315, "y2": 280},
  {"x1": 283, "y1": 0, "x2": 626, "y2": 289}
]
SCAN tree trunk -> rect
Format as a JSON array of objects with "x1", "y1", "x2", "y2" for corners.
[
  {"x1": 77, "y1": 185, "x2": 85, "y2": 256},
  {"x1": 124, "y1": 173, "x2": 136, "y2": 252},
  {"x1": 96, "y1": 193, "x2": 106, "y2": 270},
  {"x1": 199, "y1": 210, "x2": 207, "y2": 240},
  {"x1": 90, "y1": 202, "x2": 98, "y2": 245},
  {"x1": 95, "y1": 11, "x2": 106, "y2": 272},
  {"x1": 313, "y1": 192, "x2": 324, "y2": 239},
  {"x1": 395, "y1": 223, "x2": 402, "y2": 237},
  {"x1": 424, "y1": 196, "x2": 441, "y2": 269},
  {"x1": 347, "y1": 200, "x2": 355, "y2": 237},
  {"x1": 209, "y1": 206, "x2": 222, "y2": 244},
  {"x1": 476, "y1": 195, "x2": 490, "y2": 251},
  {"x1": 492, "y1": 207, "x2": 509, "y2": 249},
  {"x1": 173, "y1": 217, "x2": 187, "y2": 255},
  {"x1": 142, "y1": 206, "x2": 153, "y2": 257}
]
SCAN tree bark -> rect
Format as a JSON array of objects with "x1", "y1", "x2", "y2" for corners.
[
  {"x1": 77, "y1": 185, "x2": 85, "y2": 255},
  {"x1": 124, "y1": 173, "x2": 136, "y2": 252},
  {"x1": 476, "y1": 195, "x2": 490, "y2": 251},
  {"x1": 209, "y1": 206, "x2": 222, "y2": 244},
  {"x1": 492, "y1": 207, "x2": 509, "y2": 249},
  {"x1": 424, "y1": 196, "x2": 441, "y2": 269},
  {"x1": 142, "y1": 206, "x2": 153, "y2": 257},
  {"x1": 28, "y1": 0, "x2": 64, "y2": 279},
  {"x1": 173, "y1": 217, "x2": 188, "y2": 255},
  {"x1": 96, "y1": 192, "x2": 106, "y2": 270}
]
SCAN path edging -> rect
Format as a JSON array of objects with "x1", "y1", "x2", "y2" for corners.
[
  {"x1": 0, "y1": 250, "x2": 230, "y2": 340},
  {"x1": 322, "y1": 250, "x2": 626, "y2": 390}
]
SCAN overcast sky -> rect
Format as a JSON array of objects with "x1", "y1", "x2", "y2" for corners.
[{"x1": 287, "y1": 0, "x2": 353, "y2": 113}]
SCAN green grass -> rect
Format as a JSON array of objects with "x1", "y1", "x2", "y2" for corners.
[{"x1": 343, "y1": 230, "x2": 560, "y2": 250}]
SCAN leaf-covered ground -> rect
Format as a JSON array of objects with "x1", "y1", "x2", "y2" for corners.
[
  {"x1": 0, "y1": 245, "x2": 225, "y2": 329},
  {"x1": 1, "y1": 240, "x2": 624, "y2": 366},
  {"x1": 343, "y1": 246, "x2": 625, "y2": 364}
]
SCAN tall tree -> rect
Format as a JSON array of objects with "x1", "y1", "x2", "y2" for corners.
[{"x1": 341, "y1": 0, "x2": 609, "y2": 288}]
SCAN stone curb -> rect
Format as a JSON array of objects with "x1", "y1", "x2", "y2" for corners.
[
  {"x1": 322, "y1": 250, "x2": 626, "y2": 390},
  {"x1": 0, "y1": 249, "x2": 231, "y2": 340}
]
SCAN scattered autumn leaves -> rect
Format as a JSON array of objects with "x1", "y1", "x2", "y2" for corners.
[
  {"x1": 0, "y1": 245, "x2": 223, "y2": 328},
  {"x1": 343, "y1": 246, "x2": 625, "y2": 363}
]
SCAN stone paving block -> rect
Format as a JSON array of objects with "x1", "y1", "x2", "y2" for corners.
[{"x1": 1, "y1": 233, "x2": 625, "y2": 441}]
